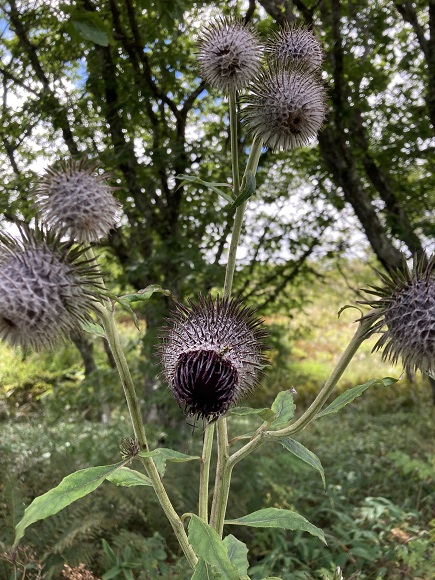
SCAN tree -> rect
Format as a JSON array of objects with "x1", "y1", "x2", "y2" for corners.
[{"x1": 0, "y1": 0, "x2": 433, "y2": 315}]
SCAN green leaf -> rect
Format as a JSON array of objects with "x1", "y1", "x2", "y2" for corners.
[
  {"x1": 269, "y1": 391, "x2": 296, "y2": 429},
  {"x1": 119, "y1": 284, "x2": 173, "y2": 304},
  {"x1": 277, "y1": 438, "x2": 325, "y2": 488},
  {"x1": 225, "y1": 508, "x2": 326, "y2": 544},
  {"x1": 113, "y1": 285, "x2": 174, "y2": 330},
  {"x1": 228, "y1": 406, "x2": 276, "y2": 422},
  {"x1": 176, "y1": 174, "x2": 233, "y2": 203},
  {"x1": 71, "y1": 19, "x2": 109, "y2": 46},
  {"x1": 188, "y1": 515, "x2": 240, "y2": 580},
  {"x1": 102, "y1": 568, "x2": 123, "y2": 580},
  {"x1": 191, "y1": 558, "x2": 220, "y2": 580},
  {"x1": 232, "y1": 170, "x2": 256, "y2": 209},
  {"x1": 139, "y1": 448, "x2": 200, "y2": 477},
  {"x1": 14, "y1": 462, "x2": 124, "y2": 546},
  {"x1": 222, "y1": 535, "x2": 249, "y2": 577},
  {"x1": 316, "y1": 377, "x2": 397, "y2": 418},
  {"x1": 102, "y1": 539, "x2": 117, "y2": 565},
  {"x1": 81, "y1": 320, "x2": 106, "y2": 338},
  {"x1": 106, "y1": 467, "x2": 152, "y2": 487}
]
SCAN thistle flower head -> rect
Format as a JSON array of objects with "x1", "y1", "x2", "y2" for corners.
[
  {"x1": 360, "y1": 255, "x2": 435, "y2": 378},
  {"x1": 197, "y1": 18, "x2": 262, "y2": 93},
  {"x1": 242, "y1": 66, "x2": 326, "y2": 151},
  {"x1": 159, "y1": 295, "x2": 268, "y2": 422},
  {"x1": 0, "y1": 226, "x2": 102, "y2": 351},
  {"x1": 34, "y1": 158, "x2": 119, "y2": 242},
  {"x1": 267, "y1": 24, "x2": 323, "y2": 71}
]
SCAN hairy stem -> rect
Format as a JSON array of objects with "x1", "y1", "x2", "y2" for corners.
[
  {"x1": 87, "y1": 250, "x2": 197, "y2": 568},
  {"x1": 199, "y1": 422, "x2": 215, "y2": 522},
  {"x1": 266, "y1": 316, "x2": 373, "y2": 438},
  {"x1": 211, "y1": 135, "x2": 263, "y2": 535}
]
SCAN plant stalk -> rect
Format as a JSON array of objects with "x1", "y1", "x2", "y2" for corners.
[
  {"x1": 86, "y1": 250, "x2": 197, "y2": 568},
  {"x1": 211, "y1": 135, "x2": 263, "y2": 535},
  {"x1": 266, "y1": 316, "x2": 373, "y2": 439},
  {"x1": 199, "y1": 422, "x2": 215, "y2": 522}
]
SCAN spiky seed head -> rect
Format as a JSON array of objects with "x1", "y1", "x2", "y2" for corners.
[
  {"x1": 34, "y1": 158, "x2": 120, "y2": 242},
  {"x1": 0, "y1": 226, "x2": 103, "y2": 351},
  {"x1": 197, "y1": 18, "x2": 262, "y2": 93},
  {"x1": 159, "y1": 294, "x2": 268, "y2": 422},
  {"x1": 267, "y1": 24, "x2": 323, "y2": 72},
  {"x1": 242, "y1": 66, "x2": 326, "y2": 151},
  {"x1": 360, "y1": 255, "x2": 435, "y2": 378}
]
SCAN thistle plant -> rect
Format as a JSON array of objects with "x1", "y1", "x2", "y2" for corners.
[{"x1": 4, "y1": 13, "x2": 426, "y2": 580}]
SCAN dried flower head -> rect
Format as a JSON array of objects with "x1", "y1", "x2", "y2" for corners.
[
  {"x1": 198, "y1": 18, "x2": 262, "y2": 93},
  {"x1": 0, "y1": 226, "x2": 102, "y2": 351},
  {"x1": 159, "y1": 295, "x2": 268, "y2": 422},
  {"x1": 360, "y1": 255, "x2": 435, "y2": 378},
  {"x1": 267, "y1": 24, "x2": 323, "y2": 71},
  {"x1": 242, "y1": 66, "x2": 326, "y2": 151},
  {"x1": 34, "y1": 158, "x2": 119, "y2": 242}
]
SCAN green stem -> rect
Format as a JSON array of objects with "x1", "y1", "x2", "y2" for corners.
[
  {"x1": 229, "y1": 89, "x2": 240, "y2": 201},
  {"x1": 86, "y1": 250, "x2": 197, "y2": 568},
  {"x1": 211, "y1": 317, "x2": 372, "y2": 537},
  {"x1": 199, "y1": 422, "x2": 215, "y2": 522},
  {"x1": 210, "y1": 136, "x2": 264, "y2": 535},
  {"x1": 97, "y1": 303, "x2": 148, "y2": 449},
  {"x1": 209, "y1": 417, "x2": 229, "y2": 532},
  {"x1": 211, "y1": 136, "x2": 264, "y2": 535},
  {"x1": 223, "y1": 135, "x2": 263, "y2": 297},
  {"x1": 142, "y1": 457, "x2": 198, "y2": 568},
  {"x1": 265, "y1": 317, "x2": 373, "y2": 439}
]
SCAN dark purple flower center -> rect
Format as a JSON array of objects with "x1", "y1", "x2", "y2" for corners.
[{"x1": 172, "y1": 349, "x2": 238, "y2": 420}]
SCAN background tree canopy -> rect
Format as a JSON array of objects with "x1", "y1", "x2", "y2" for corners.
[{"x1": 0, "y1": 0, "x2": 434, "y2": 308}]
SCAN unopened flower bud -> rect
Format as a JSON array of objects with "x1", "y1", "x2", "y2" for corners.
[
  {"x1": 267, "y1": 24, "x2": 323, "y2": 72},
  {"x1": 159, "y1": 295, "x2": 268, "y2": 422},
  {"x1": 34, "y1": 158, "x2": 119, "y2": 242},
  {"x1": 0, "y1": 226, "x2": 102, "y2": 351},
  {"x1": 242, "y1": 66, "x2": 326, "y2": 151},
  {"x1": 360, "y1": 255, "x2": 435, "y2": 378},
  {"x1": 198, "y1": 18, "x2": 262, "y2": 93}
]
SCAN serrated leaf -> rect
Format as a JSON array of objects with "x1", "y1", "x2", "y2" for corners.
[
  {"x1": 269, "y1": 391, "x2": 296, "y2": 429},
  {"x1": 231, "y1": 170, "x2": 256, "y2": 209},
  {"x1": 106, "y1": 467, "x2": 152, "y2": 487},
  {"x1": 14, "y1": 462, "x2": 124, "y2": 546},
  {"x1": 188, "y1": 515, "x2": 239, "y2": 580},
  {"x1": 191, "y1": 558, "x2": 220, "y2": 580},
  {"x1": 81, "y1": 320, "x2": 106, "y2": 338},
  {"x1": 225, "y1": 508, "x2": 326, "y2": 544},
  {"x1": 222, "y1": 535, "x2": 249, "y2": 577},
  {"x1": 316, "y1": 377, "x2": 397, "y2": 418},
  {"x1": 228, "y1": 406, "x2": 276, "y2": 422},
  {"x1": 71, "y1": 20, "x2": 109, "y2": 46},
  {"x1": 139, "y1": 448, "x2": 200, "y2": 477},
  {"x1": 277, "y1": 438, "x2": 325, "y2": 488}
]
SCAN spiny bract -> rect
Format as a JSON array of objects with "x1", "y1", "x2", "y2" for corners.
[
  {"x1": 159, "y1": 295, "x2": 268, "y2": 422},
  {"x1": 197, "y1": 18, "x2": 262, "y2": 93},
  {"x1": 266, "y1": 24, "x2": 323, "y2": 71},
  {"x1": 242, "y1": 66, "x2": 326, "y2": 151},
  {"x1": 34, "y1": 158, "x2": 119, "y2": 242},
  {"x1": 360, "y1": 255, "x2": 435, "y2": 378},
  {"x1": 0, "y1": 226, "x2": 102, "y2": 351}
]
